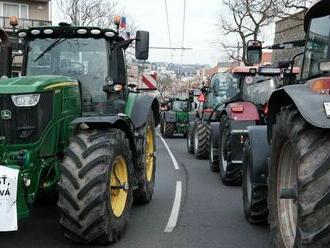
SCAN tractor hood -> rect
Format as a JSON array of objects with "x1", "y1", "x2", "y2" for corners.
[{"x1": 0, "y1": 75, "x2": 78, "y2": 94}]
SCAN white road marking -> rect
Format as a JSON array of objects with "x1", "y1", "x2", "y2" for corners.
[
  {"x1": 164, "y1": 181, "x2": 182, "y2": 233},
  {"x1": 157, "y1": 133, "x2": 180, "y2": 170}
]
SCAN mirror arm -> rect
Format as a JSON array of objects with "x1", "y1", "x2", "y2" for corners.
[{"x1": 290, "y1": 52, "x2": 304, "y2": 74}]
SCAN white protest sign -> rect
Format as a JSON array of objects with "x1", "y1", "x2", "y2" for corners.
[{"x1": 0, "y1": 165, "x2": 19, "y2": 232}]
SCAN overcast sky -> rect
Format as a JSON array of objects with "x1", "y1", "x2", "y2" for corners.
[
  {"x1": 53, "y1": 0, "x2": 226, "y2": 66},
  {"x1": 121, "y1": 0, "x2": 223, "y2": 66},
  {"x1": 53, "y1": 1, "x2": 278, "y2": 66}
]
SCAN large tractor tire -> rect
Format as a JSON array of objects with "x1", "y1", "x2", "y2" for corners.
[
  {"x1": 209, "y1": 123, "x2": 220, "y2": 172},
  {"x1": 219, "y1": 116, "x2": 242, "y2": 185},
  {"x1": 268, "y1": 106, "x2": 330, "y2": 248},
  {"x1": 193, "y1": 122, "x2": 210, "y2": 159},
  {"x1": 186, "y1": 123, "x2": 195, "y2": 154},
  {"x1": 134, "y1": 112, "x2": 156, "y2": 204},
  {"x1": 160, "y1": 120, "x2": 165, "y2": 136},
  {"x1": 242, "y1": 140, "x2": 268, "y2": 224},
  {"x1": 58, "y1": 129, "x2": 133, "y2": 244},
  {"x1": 162, "y1": 121, "x2": 175, "y2": 138}
]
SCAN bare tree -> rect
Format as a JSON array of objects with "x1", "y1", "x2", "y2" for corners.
[
  {"x1": 219, "y1": 0, "x2": 312, "y2": 64},
  {"x1": 55, "y1": 0, "x2": 123, "y2": 28}
]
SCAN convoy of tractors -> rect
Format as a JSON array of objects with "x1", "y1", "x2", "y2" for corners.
[{"x1": 0, "y1": 0, "x2": 329, "y2": 247}]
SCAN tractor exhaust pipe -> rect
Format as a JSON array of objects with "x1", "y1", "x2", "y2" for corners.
[{"x1": 0, "y1": 28, "x2": 12, "y2": 78}]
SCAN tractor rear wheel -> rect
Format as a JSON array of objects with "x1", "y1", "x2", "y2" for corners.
[
  {"x1": 134, "y1": 112, "x2": 156, "y2": 204},
  {"x1": 193, "y1": 122, "x2": 210, "y2": 159},
  {"x1": 269, "y1": 106, "x2": 330, "y2": 248},
  {"x1": 162, "y1": 121, "x2": 175, "y2": 138},
  {"x1": 186, "y1": 123, "x2": 195, "y2": 154},
  {"x1": 219, "y1": 116, "x2": 242, "y2": 185},
  {"x1": 58, "y1": 129, "x2": 133, "y2": 244},
  {"x1": 242, "y1": 140, "x2": 268, "y2": 224}
]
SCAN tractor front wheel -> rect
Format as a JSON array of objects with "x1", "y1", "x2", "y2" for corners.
[
  {"x1": 162, "y1": 121, "x2": 175, "y2": 138},
  {"x1": 193, "y1": 122, "x2": 210, "y2": 159},
  {"x1": 186, "y1": 123, "x2": 195, "y2": 154},
  {"x1": 58, "y1": 129, "x2": 133, "y2": 244},
  {"x1": 209, "y1": 127, "x2": 220, "y2": 172},
  {"x1": 134, "y1": 112, "x2": 156, "y2": 204},
  {"x1": 219, "y1": 116, "x2": 241, "y2": 185},
  {"x1": 242, "y1": 140, "x2": 268, "y2": 224},
  {"x1": 269, "y1": 106, "x2": 330, "y2": 248}
]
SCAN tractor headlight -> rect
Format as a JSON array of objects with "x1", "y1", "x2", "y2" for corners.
[{"x1": 11, "y1": 94, "x2": 40, "y2": 107}]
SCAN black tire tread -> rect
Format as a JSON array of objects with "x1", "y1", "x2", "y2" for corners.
[
  {"x1": 269, "y1": 106, "x2": 330, "y2": 247},
  {"x1": 194, "y1": 123, "x2": 210, "y2": 159},
  {"x1": 219, "y1": 116, "x2": 242, "y2": 185},
  {"x1": 58, "y1": 129, "x2": 133, "y2": 244}
]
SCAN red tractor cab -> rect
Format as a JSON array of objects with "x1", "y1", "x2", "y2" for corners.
[{"x1": 217, "y1": 65, "x2": 299, "y2": 185}]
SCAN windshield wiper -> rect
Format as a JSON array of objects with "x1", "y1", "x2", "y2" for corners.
[
  {"x1": 34, "y1": 38, "x2": 66, "y2": 62},
  {"x1": 250, "y1": 78, "x2": 271, "y2": 85}
]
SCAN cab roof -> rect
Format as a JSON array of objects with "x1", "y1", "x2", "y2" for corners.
[
  {"x1": 17, "y1": 24, "x2": 122, "y2": 41},
  {"x1": 231, "y1": 66, "x2": 300, "y2": 75}
]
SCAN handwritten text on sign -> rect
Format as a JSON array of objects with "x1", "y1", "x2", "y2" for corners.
[{"x1": 0, "y1": 166, "x2": 19, "y2": 232}]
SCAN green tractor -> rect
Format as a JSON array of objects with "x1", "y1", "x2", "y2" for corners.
[
  {"x1": 160, "y1": 97, "x2": 193, "y2": 138},
  {"x1": 0, "y1": 22, "x2": 160, "y2": 244}
]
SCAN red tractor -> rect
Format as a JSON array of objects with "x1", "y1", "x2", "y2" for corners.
[{"x1": 217, "y1": 66, "x2": 299, "y2": 185}]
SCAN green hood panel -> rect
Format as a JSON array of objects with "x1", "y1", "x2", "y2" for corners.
[
  {"x1": 175, "y1": 111, "x2": 189, "y2": 122},
  {"x1": 0, "y1": 75, "x2": 77, "y2": 94}
]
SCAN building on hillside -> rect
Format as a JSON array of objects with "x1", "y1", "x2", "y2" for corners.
[
  {"x1": 0, "y1": 1, "x2": 52, "y2": 76},
  {"x1": 0, "y1": 0, "x2": 51, "y2": 31},
  {"x1": 272, "y1": 10, "x2": 306, "y2": 67}
]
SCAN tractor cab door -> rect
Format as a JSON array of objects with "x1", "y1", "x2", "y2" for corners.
[{"x1": 110, "y1": 44, "x2": 127, "y2": 86}]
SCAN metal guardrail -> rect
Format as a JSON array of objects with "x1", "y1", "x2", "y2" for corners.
[{"x1": 0, "y1": 17, "x2": 51, "y2": 30}]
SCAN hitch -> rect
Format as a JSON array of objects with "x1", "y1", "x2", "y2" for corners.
[{"x1": 111, "y1": 182, "x2": 129, "y2": 191}]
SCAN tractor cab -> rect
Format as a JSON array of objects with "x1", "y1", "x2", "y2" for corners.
[
  {"x1": 302, "y1": 1, "x2": 330, "y2": 81},
  {"x1": 170, "y1": 98, "x2": 190, "y2": 112},
  {"x1": 0, "y1": 22, "x2": 149, "y2": 115}
]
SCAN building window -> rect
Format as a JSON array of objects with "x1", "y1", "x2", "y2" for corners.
[{"x1": 0, "y1": 2, "x2": 29, "y2": 19}]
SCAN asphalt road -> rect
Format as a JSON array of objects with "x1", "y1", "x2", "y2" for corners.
[{"x1": 0, "y1": 133, "x2": 269, "y2": 248}]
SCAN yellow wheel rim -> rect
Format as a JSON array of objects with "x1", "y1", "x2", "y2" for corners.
[
  {"x1": 145, "y1": 127, "x2": 154, "y2": 182},
  {"x1": 110, "y1": 155, "x2": 128, "y2": 218}
]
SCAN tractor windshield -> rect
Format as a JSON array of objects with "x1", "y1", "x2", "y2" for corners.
[
  {"x1": 242, "y1": 76, "x2": 279, "y2": 105},
  {"x1": 302, "y1": 15, "x2": 330, "y2": 79},
  {"x1": 172, "y1": 101, "x2": 189, "y2": 112},
  {"x1": 26, "y1": 38, "x2": 108, "y2": 109}
]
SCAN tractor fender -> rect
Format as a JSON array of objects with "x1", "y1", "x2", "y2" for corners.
[
  {"x1": 246, "y1": 125, "x2": 269, "y2": 185},
  {"x1": 162, "y1": 111, "x2": 176, "y2": 123},
  {"x1": 226, "y1": 102, "x2": 260, "y2": 121},
  {"x1": 130, "y1": 94, "x2": 160, "y2": 128},
  {"x1": 267, "y1": 85, "x2": 330, "y2": 141},
  {"x1": 71, "y1": 116, "x2": 138, "y2": 166},
  {"x1": 228, "y1": 119, "x2": 256, "y2": 162}
]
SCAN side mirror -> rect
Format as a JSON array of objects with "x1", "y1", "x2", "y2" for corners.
[
  {"x1": 135, "y1": 31, "x2": 149, "y2": 60},
  {"x1": 246, "y1": 40, "x2": 262, "y2": 66},
  {"x1": 200, "y1": 86, "x2": 209, "y2": 94},
  {"x1": 188, "y1": 91, "x2": 194, "y2": 103}
]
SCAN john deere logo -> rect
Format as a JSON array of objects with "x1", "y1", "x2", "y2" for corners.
[{"x1": 1, "y1": 110, "x2": 11, "y2": 120}]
